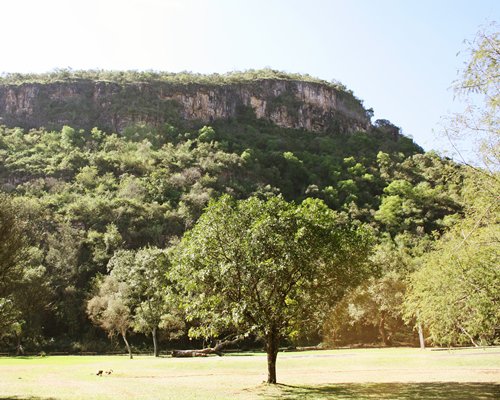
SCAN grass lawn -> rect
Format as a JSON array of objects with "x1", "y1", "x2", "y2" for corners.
[{"x1": 0, "y1": 347, "x2": 498, "y2": 399}]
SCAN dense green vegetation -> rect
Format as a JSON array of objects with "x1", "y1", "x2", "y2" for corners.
[{"x1": 0, "y1": 115, "x2": 464, "y2": 353}]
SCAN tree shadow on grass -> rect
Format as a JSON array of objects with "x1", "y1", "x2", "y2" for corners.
[
  {"x1": 0, "y1": 397, "x2": 58, "y2": 400},
  {"x1": 260, "y1": 382, "x2": 500, "y2": 399}
]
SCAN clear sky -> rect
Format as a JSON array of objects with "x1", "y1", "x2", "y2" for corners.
[{"x1": 2, "y1": 0, "x2": 498, "y2": 157}]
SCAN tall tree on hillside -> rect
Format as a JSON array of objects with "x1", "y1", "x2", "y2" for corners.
[{"x1": 173, "y1": 195, "x2": 373, "y2": 384}]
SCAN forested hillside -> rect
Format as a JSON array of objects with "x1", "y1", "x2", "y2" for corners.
[{"x1": 0, "y1": 68, "x2": 497, "y2": 354}]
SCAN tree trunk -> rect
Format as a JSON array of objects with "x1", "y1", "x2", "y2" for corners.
[
  {"x1": 459, "y1": 325, "x2": 479, "y2": 347},
  {"x1": 152, "y1": 327, "x2": 158, "y2": 357},
  {"x1": 379, "y1": 312, "x2": 390, "y2": 346},
  {"x1": 417, "y1": 323, "x2": 425, "y2": 349},
  {"x1": 266, "y1": 329, "x2": 279, "y2": 384},
  {"x1": 16, "y1": 337, "x2": 24, "y2": 356},
  {"x1": 121, "y1": 330, "x2": 133, "y2": 359}
]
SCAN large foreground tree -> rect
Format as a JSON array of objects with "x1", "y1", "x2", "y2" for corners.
[{"x1": 174, "y1": 195, "x2": 373, "y2": 383}]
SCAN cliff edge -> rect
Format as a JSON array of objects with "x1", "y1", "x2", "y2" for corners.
[{"x1": 0, "y1": 71, "x2": 372, "y2": 133}]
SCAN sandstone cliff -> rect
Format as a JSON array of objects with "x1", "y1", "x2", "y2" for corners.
[{"x1": 0, "y1": 77, "x2": 371, "y2": 133}]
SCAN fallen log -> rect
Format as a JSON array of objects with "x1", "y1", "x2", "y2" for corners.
[
  {"x1": 296, "y1": 345, "x2": 324, "y2": 351},
  {"x1": 171, "y1": 336, "x2": 245, "y2": 358},
  {"x1": 171, "y1": 350, "x2": 210, "y2": 357}
]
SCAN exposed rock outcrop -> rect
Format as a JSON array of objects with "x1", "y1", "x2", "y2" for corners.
[{"x1": 0, "y1": 78, "x2": 371, "y2": 133}]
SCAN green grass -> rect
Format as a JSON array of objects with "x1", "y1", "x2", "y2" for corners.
[{"x1": 0, "y1": 348, "x2": 498, "y2": 399}]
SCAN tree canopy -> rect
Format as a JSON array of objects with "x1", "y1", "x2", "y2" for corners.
[
  {"x1": 86, "y1": 274, "x2": 134, "y2": 359},
  {"x1": 106, "y1": 248, "x2": 184, "y2": 357},
  {"x1": 173, "y1": 195, "x2": 373, "y2": 383}
]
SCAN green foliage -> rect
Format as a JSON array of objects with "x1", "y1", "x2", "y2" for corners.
[
  {"x1": 0, "y1": 298, "x2": 21, "y2": 339},
  {"x1": 403, "y1": 25, "x2": 500, "y2": 347},
  {"x1": 0, "y1": 194, "x2": 26, "y2": 297},
  {"x1": 0, "y1": 118, "x2": 465, "y2": 350},
  {"x1": 324, "y1": 234, "x2": 430, "y2": 347},
  {"x1": 173, "y1": 194, "x2": 373, "y2": 382},
  {"x1": 106, "y1": 247, "x2": 184, "y2": 355},
  {"x1": 405, "y1": 222, "x2": 499, "y2": 346},
  {"x1": 0, "y1": 28, "x2": 497, "y2": 358},
  {"x1": 404, "y1": 171, "x2": 500, "y2": 346},
  {"x1": 197, "y1": 126, "x2": 216, "y2": 142},
  {"x1": 86, "y1": 274, "x2": 134, "y2": 358},
  {"x1": 87, "y1": 274, "x2": 132, "y2": 337},
  {"x1": 0, "y1": 65, "x2": 473, "y2": 354},
  {"x1": 0, "y1": 194, "x2": 29, "y2": 339},
  {"x1": 374, "y1": 154, "x2": 463, "y2": 236}
]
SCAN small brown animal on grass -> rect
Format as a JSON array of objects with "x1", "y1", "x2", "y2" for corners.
[{"x1": 96, "y1": 370, "x2": 103, "y2": 376}]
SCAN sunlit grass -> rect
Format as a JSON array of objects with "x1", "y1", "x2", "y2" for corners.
[{"x1": 0, "y1": 348, "x2": 498, "y2": 399}]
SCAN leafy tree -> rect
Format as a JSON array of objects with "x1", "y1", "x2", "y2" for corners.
[
  {"x1": 11, "y1": 247, "x2": 53, "y2": 346},
  {"x1": 328, "y1": 272, "x2": 407, "y2": 346},
  {"x1": 86, "y1": 274, "x2": 134, "y2": 358},
  {"x1": 107, "y1": 248, "x2": 184, "y2": 357},
  {"x1": 0, "y1": 194, "x2": 26, "y2": 298},
  {"x1": 404, "y1": 160, "x2": 499, "y2": 347},
  {"x1": 87, "y1": 223, "x2": 123, "y2": 267},
  {"x1": 404, "y1": 212, "x2": 499, "y2": 346},
  {"x1": 44, "y1": 221, "x2": 88, "y2": 338},
  {"x1": 0, "y1": 194, "x2": 27, "y2": 339},
  {"x1": 197, "y1": 125, "x2": 216, "y2": 142},
  {"x1": 174, "y1": 195, "x2": 373, "y2": 383},
  {"x1": 0, "y1": 298, "x2": 21, "y2": 340},
  {"x1": 375, "y1": 177, "x2": 461, "y2": 236}
]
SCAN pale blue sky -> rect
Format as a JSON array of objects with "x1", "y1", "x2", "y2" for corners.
[{"x1": 2, "y1": 0, "x2": 498, "y2": 157}]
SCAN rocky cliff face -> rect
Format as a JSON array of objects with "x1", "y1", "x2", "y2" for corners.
[{"x1": 0, "y1": 78, "x2": 371, "y2": 133}]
